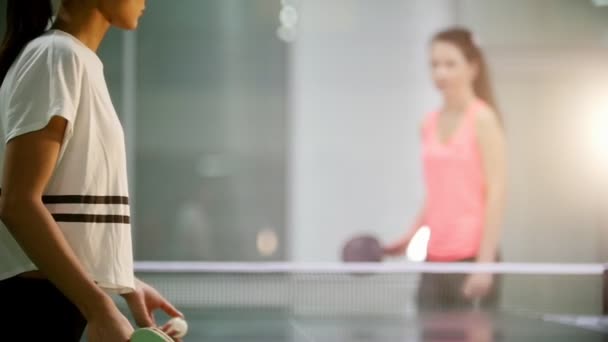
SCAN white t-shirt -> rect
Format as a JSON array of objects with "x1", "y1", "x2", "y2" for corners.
[{"x1": 0, "y1": 30, "x2": 135, "y2": 293}]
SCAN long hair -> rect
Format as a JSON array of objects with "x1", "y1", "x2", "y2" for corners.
[
  {"x1": 433, "y1": 27, "x2": 502, "y2": 125},
  {"x1": 0, "y1": 0, "x2": 54, "y2": 86}
]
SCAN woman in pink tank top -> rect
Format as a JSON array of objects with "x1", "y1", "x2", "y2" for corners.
[{"x1": 384, "y1": 28, "x2": 506, "y2": 311}]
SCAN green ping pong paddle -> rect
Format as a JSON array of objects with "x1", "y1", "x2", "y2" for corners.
[{"x1": 130, "y1": 327, "x2": 173, "y2": 342}]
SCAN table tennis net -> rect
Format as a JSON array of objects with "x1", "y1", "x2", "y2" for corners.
[{"x1": 133, "y1": 262, "x2": 606, "y2": 317}]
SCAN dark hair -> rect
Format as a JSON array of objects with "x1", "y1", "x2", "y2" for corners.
[
  {"x1": 0, "y1": 0, "x2": 54, "y2": 86},
  {"x1": 432, "y1": 27, "x2": 502, "y2": 125}
]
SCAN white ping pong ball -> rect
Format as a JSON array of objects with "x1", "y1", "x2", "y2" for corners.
[{"x1": 167, "y1": 317, "x2": 188, "y2": 338}]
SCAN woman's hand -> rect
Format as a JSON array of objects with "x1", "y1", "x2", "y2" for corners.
[
  {"x1": 462, "y1": 273, "x2": 493, "y2": 300},
  {"x1": 122, "y1": 278, "x2": 184, "y2": 341},
  {"x1": 85, "y1": 297, "x2": 134, "y2": 342}
]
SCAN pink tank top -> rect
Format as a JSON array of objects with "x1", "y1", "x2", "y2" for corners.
[{"x1": 421, "y1": 99, "x2": 487, "y2": 261}]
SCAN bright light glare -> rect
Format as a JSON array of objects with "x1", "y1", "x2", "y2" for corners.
[
  {"x1": 407, "y1": 226, "x2": 431, "y2": 262},
  {"x1": 586, "y1": 103, "x2": 608, "y2": 170}
]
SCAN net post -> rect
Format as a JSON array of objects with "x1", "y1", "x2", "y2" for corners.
[{"x1": 603, "y1": 266, "x2": 608, "y2": 315}]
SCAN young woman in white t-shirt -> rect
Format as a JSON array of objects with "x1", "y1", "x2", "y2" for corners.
[{"x1": 0, "y1": 1, "x2": 183, "y2": 341}]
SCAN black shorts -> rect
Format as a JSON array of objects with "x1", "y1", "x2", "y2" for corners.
[
  {"x1": 0, "y1": 276, "x2": 87, "y2": 341},
  {"x1": 417, "y1": 258, "x2": 501, "y2": 312}
]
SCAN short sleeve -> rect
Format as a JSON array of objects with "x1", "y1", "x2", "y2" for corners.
[{"x1": 4, "y1": 37, "x2": 83, "y2": 144}]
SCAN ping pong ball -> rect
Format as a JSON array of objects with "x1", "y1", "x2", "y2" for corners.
[{"x1": 167, "y1": 317, "x2": 188, "y2": 338}]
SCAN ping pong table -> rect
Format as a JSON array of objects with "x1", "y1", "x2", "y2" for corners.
[
  {"x1": 168, "y1": 308, "x2": 606, "y2": 341},
  {"x1": 133, "y1": 262, "x2": 608, "y2": 341}
]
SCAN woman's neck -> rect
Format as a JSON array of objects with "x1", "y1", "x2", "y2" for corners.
[
  {"x1": 52, "y1": 4, "x2": 110, "y2": 53},
  {"x1": 442, "y1": 88, "x2": 477, "y2": 115}
]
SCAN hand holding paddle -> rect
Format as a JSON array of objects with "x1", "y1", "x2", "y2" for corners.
[
  {"x1": 122, "y1": 278, "x2": 185, "y2": 341},
  {"x1": 383, "y1": 236, "x2": 411, "y2": 257},
  {"x1": 131, "y1": 317, "x2": 188, "y2": 341}
]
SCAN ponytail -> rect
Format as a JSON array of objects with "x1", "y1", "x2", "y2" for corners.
[{"x1": 0, "y1": 0, "x2": 54, "y2": 85}]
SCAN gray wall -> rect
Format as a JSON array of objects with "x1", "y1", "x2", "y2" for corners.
[
  {"x1": 129, "y1": 0, "x2": 288, "y2": 261},
  {"x1": 288, "y1": 0, "x2": 453, "y2": 261}
]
